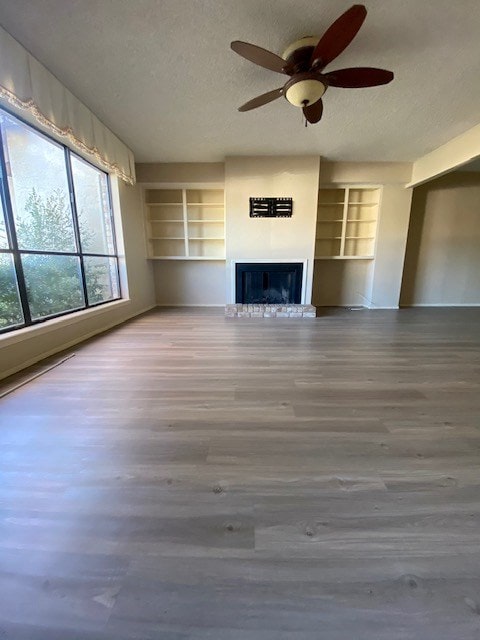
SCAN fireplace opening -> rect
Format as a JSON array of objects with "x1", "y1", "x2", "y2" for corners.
[{"x1": 235, "y1": 263, "x2": 303, "y2": 304}]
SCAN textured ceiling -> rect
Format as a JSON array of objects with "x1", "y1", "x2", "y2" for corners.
[{"x1": 0, "y1": 0, "x2": 480, "y2": 163}]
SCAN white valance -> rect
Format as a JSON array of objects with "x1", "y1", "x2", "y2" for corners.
[{"x1": 0, "y1": 26, "x2": 135, "y2": 185}]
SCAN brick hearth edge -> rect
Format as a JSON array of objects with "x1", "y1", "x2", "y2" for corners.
[{"x1": 225, "y1": 304, "x2": 316, "y2": 318}]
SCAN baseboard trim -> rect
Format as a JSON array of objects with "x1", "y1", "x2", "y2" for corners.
[
  {"x1": 155, "y1": 303, "x2": 224, "y2": 307},
  {"x1": 401, "y1": 303, "x2": 480, "y2": 308},
  {"x1": 315, "y1": 304, "x2": 400, "y2": 310},
  {"x1": 366, "y1": 305, "x2": 400, "y2": 310},
  {"x1": 0, "y1": 304, "x2": 156, "y2": 382}
]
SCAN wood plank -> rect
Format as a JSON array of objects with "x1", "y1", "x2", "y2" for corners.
[{"x1": 0, "y1": 306, "x2": 480, "y2": 638}]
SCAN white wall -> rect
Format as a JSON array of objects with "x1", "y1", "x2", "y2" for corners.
[
  {"x1": 0, "y1": 178, "x2": 156, "y2": 380},
  {"x1": 401, "y1": 172, "x2": 480, "y2": 306},
  {"x1": 225, "y1": 155, "x2": 320, "y2": 303}
]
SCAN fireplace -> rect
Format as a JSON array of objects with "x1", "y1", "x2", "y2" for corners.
[{"x1": 235, "y1": 262, "x2": 303, "y2": 304}]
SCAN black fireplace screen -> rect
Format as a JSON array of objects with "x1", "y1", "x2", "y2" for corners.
[{"x1": 235, "y1": 263, "x2": 303, "y2": 304}]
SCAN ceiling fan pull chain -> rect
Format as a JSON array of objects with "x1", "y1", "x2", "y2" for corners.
[{"x1": 302, "y1": 100, "x2": 308, "y2": 127}]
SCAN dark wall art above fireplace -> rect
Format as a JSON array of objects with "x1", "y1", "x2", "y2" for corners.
[{"x1": 236, "y1": 263, "x2": 303, "y2": 304}]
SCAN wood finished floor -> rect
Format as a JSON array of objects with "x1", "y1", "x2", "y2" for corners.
[{"x1": 1, "y1": 307, "x2": 480, "y2": 639}]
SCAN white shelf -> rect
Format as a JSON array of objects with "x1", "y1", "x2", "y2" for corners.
[
  {"x1": 315, "y1": 255, "x2": 374, "y2": 260},
  {"x1": 147, "y1": 202, "x2": 183, "y2": 206},
  {"x1": 188, "y1": 219, "x2": 224, "y2": 223},
  {"x1": 144, "y1": 187, "x2": 225, "y2": 259},
  {"x1": 315, "y1": 186, "x2": 380, "y2": 259},
  {"x1": 187, "y1": 202, "x2": 224, "y2": 207},
  {"x1": 148, "y1": 256, "x2": 226, "y2": 261},
  {"x1": 189, "y1": 237, "x2": 224, "y2": 241}
]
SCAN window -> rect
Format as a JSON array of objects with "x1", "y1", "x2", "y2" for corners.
[{"x1": 0, "y1": 108, "x2": 121, "y2": 333}]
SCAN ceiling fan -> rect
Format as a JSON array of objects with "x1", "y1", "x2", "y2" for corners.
[{"x1": 230, "y1": 4, "x2": 394, "y2": 125}]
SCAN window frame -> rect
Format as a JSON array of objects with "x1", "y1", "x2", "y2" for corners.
[{"x1": 0, "y1": 106, "x2": 122, "y2": 335}]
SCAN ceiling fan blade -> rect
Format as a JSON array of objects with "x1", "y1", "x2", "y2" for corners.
[
  {"x1": 231, "y1": 41, "x2": 287, "y2": 74},
  {"x1": 238, "y1": 87, "x2": 284, "y2": 112},
  {"x1": 325, "y1": 67, "x2": 394, "y2": 88},
  {"x1": 310, "y1": 5, "x2": 367, "y2": 70},
  {"x1": 303, "y1": 98, "x2": 323, "y2": 124}
]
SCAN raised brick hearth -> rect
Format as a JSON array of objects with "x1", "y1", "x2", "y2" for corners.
[{"x1": 225, "y1": 304, "x2": 316, "y2": 318}]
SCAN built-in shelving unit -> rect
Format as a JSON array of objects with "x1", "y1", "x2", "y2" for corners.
[
  {"x1": 144, "y1": 188, "x2": 225, "y2": 259},
  {"x1": 315, "y1": 186, "x2": 380, "y2": 259}
]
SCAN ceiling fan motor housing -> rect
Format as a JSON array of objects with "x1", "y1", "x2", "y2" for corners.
[{"x1": 282, "y1": 36, "x2": 320, "y2": 67}]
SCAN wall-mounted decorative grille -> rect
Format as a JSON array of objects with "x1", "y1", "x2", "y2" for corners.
[{"x1": 249, "y1": 197, "x2": 293, "y2": 218}]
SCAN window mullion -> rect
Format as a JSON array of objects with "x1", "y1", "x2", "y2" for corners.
[
  {"x1": 0, "y1": 123, "x2": 32, "y2": 326},
  {"x1": 64, "y1": 147, "x2": 89, "y2": 307}
]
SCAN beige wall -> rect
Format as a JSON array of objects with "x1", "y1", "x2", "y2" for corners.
[
  {"x1": 313, "y1": 260, "x2": 371, "y2": 307},
  {"x1": 138, "y1": 159, "x2": 414, "y2": 310},
  {"x1": 113, "y1": 178, "x2": 157, "y2": 309},
  {"x1": 408, "y1": 123, "x2": 480, "y2": 188},
  {"x1": 136, "y1": 162, "x2": 226, "y2": 307},
  {"x1": 401, "y1": 172, "x2": 480, "y2": 306},
  {"x1": 154, "y1": 261, "x2": 225, "y2": 306},
  {"x1": 314, "y1": 162, "x2": 413, "y2": 308},
  {"x1": 136, "y1": 163, "x2": 224, "y2": 184},
  {"x1": 143, "y1": 157, "x2": 321, "y2": 306},
  {"x1": 225, "y1": 155, "x2": 320, "y2": 303},
  {"x1": 367, "y1": 184, "x2": 413, "y2": 308},
  {"x1": 0, "y1": 179, "x2": 156, "y2": 380},
  {"x1": 321, "y1": 162, "x2": 412, "y2": 185}
]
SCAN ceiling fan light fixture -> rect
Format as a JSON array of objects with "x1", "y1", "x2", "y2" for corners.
[{"x1": 284, "y1": 75, "x2": 326, "y2": 107}]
